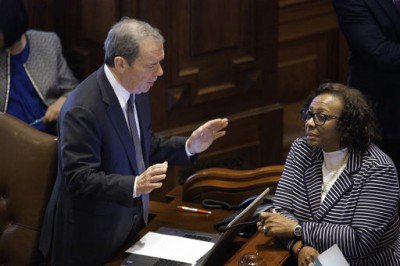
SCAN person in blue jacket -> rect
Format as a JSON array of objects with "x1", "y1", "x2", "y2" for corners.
[{"x1": 0, "y1": 0, "x2": 78, "y2": 134}]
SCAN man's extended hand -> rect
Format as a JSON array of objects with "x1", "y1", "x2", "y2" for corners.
[
  {"x1": 136, "y1": 162, "x2": 168, "y2": 195},
  {"x1": 42, "y1": 96, "x2": 67, "y2": 123},
  {"x1": 186, "y1": 118, "x2": 228, "y2": 154}
]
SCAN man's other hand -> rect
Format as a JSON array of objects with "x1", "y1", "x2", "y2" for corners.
[
  {"x1": 187, "y1": 118, "x2": 228, "y2": 154},
  {"x1": 136, "y1": 162, "x2": 168, "y2": 195}
]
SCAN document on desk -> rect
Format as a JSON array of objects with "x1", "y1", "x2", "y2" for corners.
[
  {"x1": 315, "y1": 244, "x2": 349, "y2": 266},
  {"x1": 126, "y1": 231, "x2": 215, "y2": 264}
]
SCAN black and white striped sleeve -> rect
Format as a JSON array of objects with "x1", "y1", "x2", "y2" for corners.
[{"x1": 272, "y1": 140, "x2": 300, "y2": 250}]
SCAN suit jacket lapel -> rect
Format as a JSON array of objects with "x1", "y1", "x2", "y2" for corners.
[
  {"x1": 96, "y1": 66, "x2": 139, "y2": 174},
  {"x1": 303, "y1": 149, "x2": 323, "y2": 219},
  {"x1": 371, "y1": 0, "x2": 400, "y2": 37},
  {"x1": 315, "y1": 149, "x2": 361, "y2": 221},
  {"x1": 315, "y1": 168, "x2": 353, "y2": 221}
]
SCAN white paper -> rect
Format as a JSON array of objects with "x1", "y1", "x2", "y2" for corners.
[
  {"x1": 126, "y1": 232, "x2": 214, "y2": 264},
  {"x1": 316, "y1": 244, "x2": 349, "y2": 266}
]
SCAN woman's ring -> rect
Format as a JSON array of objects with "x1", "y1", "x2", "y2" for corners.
[{"x1": 261, "y1": 225, "x2": 268, "y2": 234}]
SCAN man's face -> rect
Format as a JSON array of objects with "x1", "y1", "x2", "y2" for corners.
[{"x1": 120, "y1": 38, "x2": 164, "y2": 94}]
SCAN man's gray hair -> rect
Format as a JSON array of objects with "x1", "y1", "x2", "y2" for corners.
[{"x1": 104, "y1": 17, "x2": 164, "y2": 67}]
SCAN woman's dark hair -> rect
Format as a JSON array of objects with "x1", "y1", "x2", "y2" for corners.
[
  {"x1": 0, "y1": 0, "x2": 29, "y2": 49},
  {"x1": 301, "y1": 83, "x2": 381, "y2": 153}
]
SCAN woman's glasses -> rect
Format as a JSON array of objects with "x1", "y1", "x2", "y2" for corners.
[{"x1": 301, "y1": 110, "x2": 340, "y2": 126}]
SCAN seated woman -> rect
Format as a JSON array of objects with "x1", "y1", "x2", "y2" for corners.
[
  {"x1": 258, "y1": 83, "x2": 400, "y2": 265},
  {"x1": 0, "y1": 0, "x2": 78, "y2": 134}
]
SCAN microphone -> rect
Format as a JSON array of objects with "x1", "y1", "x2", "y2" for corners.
[{"x1": 218, "y1": 220, "x2": 258, "y2": 232}]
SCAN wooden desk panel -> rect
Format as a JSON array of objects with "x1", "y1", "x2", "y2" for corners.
[
  {"x1": 107, "y1": 187, "x2": 289, "y2": 265},
  {"x1": 225, "y1": 233, "x2": 290, "y2": 266}
]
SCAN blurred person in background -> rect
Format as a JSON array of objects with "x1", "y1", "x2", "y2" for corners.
[
  {"x1": 0, "y1": 0, "x2": 78, "y2": 134},
  {"x1": 333, "y1": 0, "x2": 400, "y2": 174}
]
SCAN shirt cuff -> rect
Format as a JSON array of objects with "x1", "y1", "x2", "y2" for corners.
[
  {"x1": 185, "y1": 140, "x2": 195, "y2": 157},
  {"x1": 132, "y1": 176, "x2": 141, "y2": 198}
]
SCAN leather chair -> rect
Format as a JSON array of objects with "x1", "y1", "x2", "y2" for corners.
[
  {"x1": 182, "y1": 165, "x2": 284, "y2": 205},
  {"x1": 0, "y1": 114, "x2": 57, "y2": 265}
]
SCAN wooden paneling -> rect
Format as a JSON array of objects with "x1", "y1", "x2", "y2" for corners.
[
  {"x1": 25, "y1": 0, "x2": 351, "y2": 188},
  {"x1": 165, "y1": 0, "x2": 269, "y2": 129},
  {"x1": 81, "y1": 0, "x2": 117, "y2": 44},
  {"x1": 278, "y1": 0, "x2": 341, "y2": 102},
  {"x1": 25, "y1": 0, "x2": 55, "y2": 31},
  {"x1": 278, "y1": 0, "x2": 349, "y2": 154},
  {"x1": 190, "y1": 0, "x2": 243, "y2": 55},
  {"x1": 26, "y1": 0, "x2": 281, "y2": 199},
  {"x1": 151, "y1": 0, "x2": 281, "y2": 198}
]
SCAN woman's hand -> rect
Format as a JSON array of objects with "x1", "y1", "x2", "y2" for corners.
[
  {"x1": 42, "y1": 96, "x2": 67, "y2": 123},
  {"x1": 257, "y1": 211, "x2": 298, "y2": 237},
  {"x1": 298, "y1": 246, "x2": 319, "y2": 266}
]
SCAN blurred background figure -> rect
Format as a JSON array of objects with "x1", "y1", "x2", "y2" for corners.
[
  {"x1": 258, "y1": 83, "x2": 400, "y2": 265},
  {"x1": 333, "y1": 0, "x2": 400, "y2": 173},
  {"x1": 0, "y1": 0, "x2": 78, "y2": 135}
]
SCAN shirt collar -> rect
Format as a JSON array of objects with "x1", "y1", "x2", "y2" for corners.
[
  {"x1": 104, "y1": 64, "x2": 132, "y2": 109},
  {"x1": 323, "y1": 147, "x2": 348, "y2": 170}
]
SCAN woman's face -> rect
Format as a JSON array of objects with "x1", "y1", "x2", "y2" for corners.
[{"x1": 304, "y1": 93, "x2": 343, "y2": 152}]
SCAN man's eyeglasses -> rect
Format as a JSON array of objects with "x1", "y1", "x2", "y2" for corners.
[{"x1": 301, "y1": 110, "x2": 340, "y2": 126}]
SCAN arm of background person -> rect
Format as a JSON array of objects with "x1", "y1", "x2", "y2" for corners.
[
  {"x1": 43, "y1": 33, "x2": 79, "y2": 123},
  {"x1": 333, "y1": 0, "x2": 400, "y2": 71}
]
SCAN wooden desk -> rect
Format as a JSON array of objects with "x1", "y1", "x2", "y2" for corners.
[{"x1": 107, "y1": 186, "x2": 289, "y2": 265}]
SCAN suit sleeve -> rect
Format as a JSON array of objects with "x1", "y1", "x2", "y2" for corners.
[
  {"x1": 273, "y1": 139, "x2": 301, "y2": 220},
  {"x1": 333, "y1": 0, "x2": 400, "y2": 71},
  {"x1": 61, "y1": 106, "x2": 135, "y2": 208},
  {"x1": 272, "y1": 139, "x2": 301, "y2": 250},
  {"x1": 149, "y1": 133, "x2": 195, "y2": 165},
  {"x1": 301, "y1": 163, "x2": 399, "y2": 259}
]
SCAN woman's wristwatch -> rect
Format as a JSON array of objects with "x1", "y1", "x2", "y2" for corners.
[
  {"x1": 293, "y1": 224, "x2": 304, "y2": 257},
  {"x1": 293, "y1": 224, "x2": 303, "y2": 239}
]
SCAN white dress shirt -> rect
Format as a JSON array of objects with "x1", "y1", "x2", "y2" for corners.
[{"x1": 321, "y1": 148, "x2": 348, "y2": 202}]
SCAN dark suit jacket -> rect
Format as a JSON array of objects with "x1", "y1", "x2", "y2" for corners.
[
  {"x1": 39, "y1": 66, "x2": 192, "y2": 265},
  {"x1": 333, "y1": 0, "x2": 400, "y2": 138},
  {"x1": 274, "y1": 138, "x2": 400, "y2": 265}
]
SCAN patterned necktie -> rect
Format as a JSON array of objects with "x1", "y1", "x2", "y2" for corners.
[{"x1": 127, "y1": 94, "x2": 149, "y2": 224}]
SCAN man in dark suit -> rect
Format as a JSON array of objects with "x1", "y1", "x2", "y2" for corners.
[
  {"x1": 333, "y1": 0, "x2": 400, "y2": 171},
  {"x1": 39, "y1": 18, "x2": 228, "y2": 265}
]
